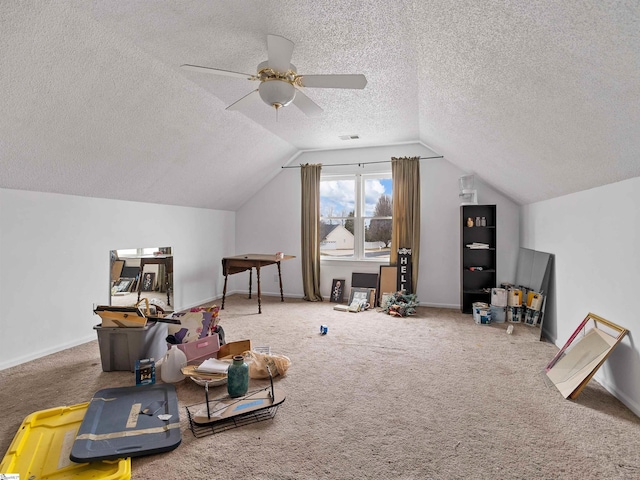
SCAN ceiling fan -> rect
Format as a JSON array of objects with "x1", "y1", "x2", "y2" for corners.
[{"x1": 181, "y1": 34, "x2": 367, "y2": 117}]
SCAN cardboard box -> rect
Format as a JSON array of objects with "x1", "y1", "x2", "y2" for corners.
[{"x1": 217, "y1": 339, "x2": 252, "y2": 359}]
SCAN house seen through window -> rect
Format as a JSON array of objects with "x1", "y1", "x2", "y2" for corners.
[{"x1": 320, "y1": 173, "x2": 392, "y2": 261}]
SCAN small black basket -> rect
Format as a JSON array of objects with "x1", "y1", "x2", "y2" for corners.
[{"x1": 185, "y1": 402, "x2": 281, "y2": 438}]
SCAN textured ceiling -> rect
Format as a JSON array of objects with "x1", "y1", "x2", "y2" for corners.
[{"x1": 1, "y1": 1, "x2": 639, "y2": 210}]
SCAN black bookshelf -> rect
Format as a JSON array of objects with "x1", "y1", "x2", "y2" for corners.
[{"x1": 460, "y1": 205, "x2": 497, "y2": 313}]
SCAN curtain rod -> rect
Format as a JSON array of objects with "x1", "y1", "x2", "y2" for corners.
[{"x1": 281, "y1": 155, "x2": 444, "y2": 169}]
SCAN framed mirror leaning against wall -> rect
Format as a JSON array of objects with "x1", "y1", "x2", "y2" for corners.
[{"x1": 110, "y1": 247, "x2": 174, "y2": 312}]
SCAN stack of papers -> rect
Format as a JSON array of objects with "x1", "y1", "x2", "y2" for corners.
[
  {"x1": 195, "y1": 358, "x2": 229, "y2": 374},
  {"x1": 466, "y1": 242, "x2": 490, "y2": 249}
]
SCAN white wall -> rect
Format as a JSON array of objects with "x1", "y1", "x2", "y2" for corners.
[
  {"x1": 521, "y1": 176, "x2": 640, "y2": 416},
  {"x1": 236, "y1": 143, "x2": 520, "y2": 308},
  {"x1": 0, "y1": 145, "x2": 521, "y2": 371},
  {"x1": 0, "y1": 188, "x2": 235, "y2": 370}
]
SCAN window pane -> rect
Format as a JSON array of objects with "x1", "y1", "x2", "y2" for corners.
[
  {"x1": 363, "y1": 177, "x2": 392, "y2": 260},
  {"x1": 320, "y1": 179, "x2": 355, "y2": 218},
  {"x1": 363, "y1": 178, "x2": 392, "y2": 217},
  {"x1": 364, "y1": 218, "x2": 391, "y2": 259},
  {"x1": 320, "y1": 220, "x2": 354, "y2": 257},
  {"x1": 320, "y1": 179, "x2": 355, "y2": 258},
  {"x1": 319, "y1": 175, "x2": 392, "y2": 261}
]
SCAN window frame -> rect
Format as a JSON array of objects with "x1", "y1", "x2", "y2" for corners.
[{"x1": 320, "y1": 171, "x2": 392, "y2": 263}]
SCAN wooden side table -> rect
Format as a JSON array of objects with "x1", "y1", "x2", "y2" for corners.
[{"x1": 221, "y1": 254, "x2": 295, "y2": 314}]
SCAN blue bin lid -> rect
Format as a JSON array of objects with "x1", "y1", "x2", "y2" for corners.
[{"x1": 70, "y1": 384, "x2": 181, "y2": 462}]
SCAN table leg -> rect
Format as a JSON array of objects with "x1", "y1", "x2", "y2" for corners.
[
  {"x1": 277, "y1": 261, "x2": 284, "y2": 302},
  {"x1": 166, "y1": 272, "x2": 171, "y2": 306},
  {"x1": 248, "y1": 269, "x2": 252, "y2": 299},
  {"x1": 137, "y1": 268, "x2": 143, "y2": 303},
  {"x1": 222, "y1": 274, "x2": 228, "y2": 310},
  {"x1": 256, "y1": 266, "x2": 262, "y2": 314}
]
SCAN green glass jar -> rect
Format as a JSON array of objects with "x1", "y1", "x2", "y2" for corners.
[{"x1": 227, "y1": 355, "x2": 249, "y2": 398}]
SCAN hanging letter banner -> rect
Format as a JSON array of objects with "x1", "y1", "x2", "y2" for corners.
[{"x1": 397, "y1": 248, "x2": 412, "y2": 294}]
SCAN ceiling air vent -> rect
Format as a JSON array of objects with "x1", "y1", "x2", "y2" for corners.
[{"x1": 339, "y1": 135, "x2": 360, "y2": 140}]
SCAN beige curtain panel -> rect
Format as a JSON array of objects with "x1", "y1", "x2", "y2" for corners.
[
  {"x1": 300, "y1": 163, "x2": 323, "y2": 301},
  {"x1": 390, "y1": 156, "x2": 421, "y2": 292}
]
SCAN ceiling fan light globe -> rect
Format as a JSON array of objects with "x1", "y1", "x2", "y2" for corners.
[{"x1": 259, "y1": 80, "x2": 295, "y2": 109}]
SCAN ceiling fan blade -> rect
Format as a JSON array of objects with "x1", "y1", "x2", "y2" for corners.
[
  {"x1": 226, "y1": 89, "x2": 259, "y2": 111},
  {"x1": 298, "y1": 74, "x2": 367, "y2": 89},
  {"x1": 292, "y1": 89, "x2": 323, "y2": 117},
  {"x1": 181, "y1": 64, "x2": 254, "y2": 80},
  {"x1": 267, "y1": 34, "x2": 295, "y2": 73}
]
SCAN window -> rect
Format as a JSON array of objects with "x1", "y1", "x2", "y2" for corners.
[
  {"x1": 320, "y1": 173, "x2": 393, "y2": 261},
  {"x1": 116, "y1": 247, "x2": 159, "y2": 257}
]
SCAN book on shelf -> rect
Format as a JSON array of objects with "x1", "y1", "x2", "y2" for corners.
[{"x1": 466, "y1": 242, "x2": 490, "y2": 249}]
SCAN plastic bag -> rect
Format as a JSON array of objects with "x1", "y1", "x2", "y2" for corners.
[{"x1": 245, "y1": 350, "x2": 291, "y2": 379}]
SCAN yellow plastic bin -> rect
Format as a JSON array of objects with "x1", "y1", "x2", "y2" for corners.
[
  {"x1": 94, "y1": 321, "x2": 168, "y2": 372},
  {"x1": 0, "y1": 403, "x2": 131, "y2": 479}
]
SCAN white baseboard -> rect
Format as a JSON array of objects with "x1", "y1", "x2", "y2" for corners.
[
  {"x1": 233, "y1": 290, "x2": 304, "y2": 299},
  {"x1": 154, "y1": 290, "x2": 305, "y2": 314},
  {"x1": 595, "y1": 374, "x2": 640, "y2": 418},
  {"x1": 419, "y1": 302, "x2": 460, "y2": 309},
  {"x1": 0, "y1": 334, "x2": 96, "y2": 371},
  {"x1": 180, "y1": 294, "x2": 224, "y2": 311}
]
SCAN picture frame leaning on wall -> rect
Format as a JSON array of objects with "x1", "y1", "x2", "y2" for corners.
[
  {"x1": 348, "y1": 287, "x2": 375, "y2": 310},
  {"x1": 330, "y1": 279, "x2": 345, "y2": 303}
]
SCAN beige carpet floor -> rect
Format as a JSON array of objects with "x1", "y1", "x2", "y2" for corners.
[{"x1": 1, "y1": 294, "x2": 639, "y2": 479}]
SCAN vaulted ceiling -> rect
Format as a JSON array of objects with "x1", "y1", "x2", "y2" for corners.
[{"x1": 2, "y1": 1, "x2": 639, "y2": 210}]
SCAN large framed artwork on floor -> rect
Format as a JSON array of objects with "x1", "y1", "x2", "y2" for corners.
[{"x1": 378, "y1": 265, "x2": 397, "y2": 306}]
